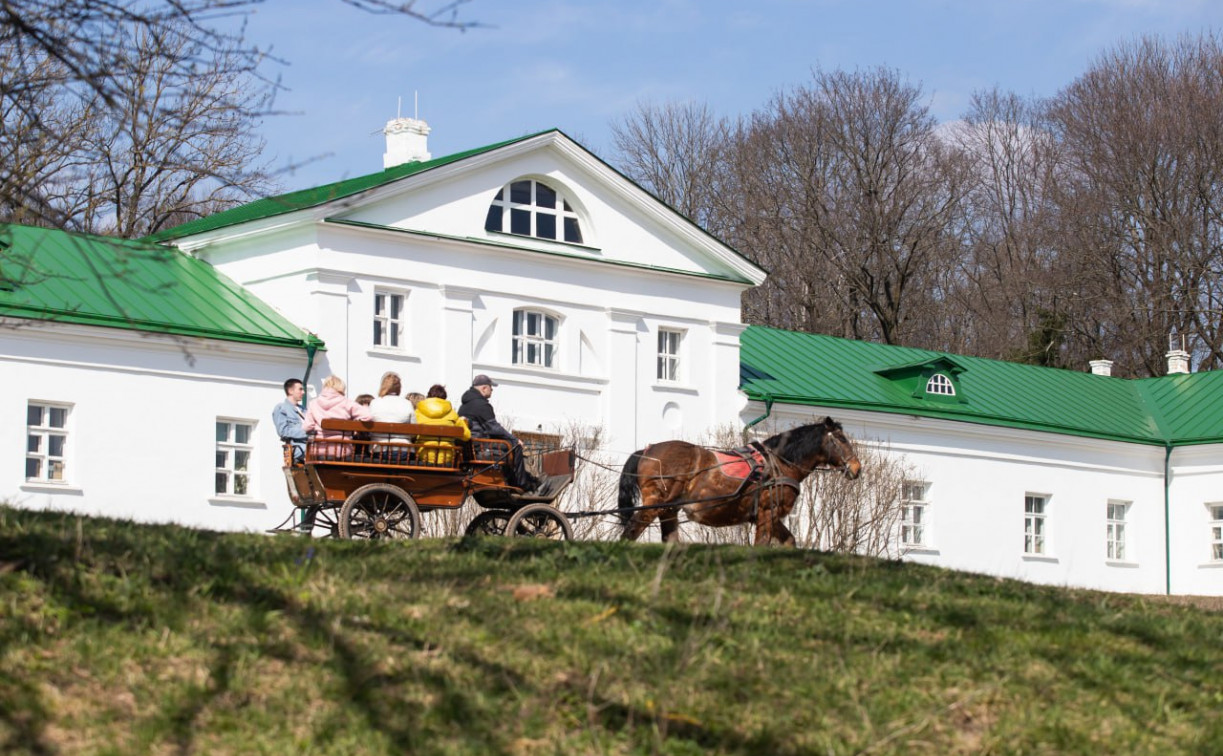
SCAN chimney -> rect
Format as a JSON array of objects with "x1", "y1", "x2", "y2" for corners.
[
  {"x1": 382, "y1": 116, "x2": 431, "y2": 168},
  {"x1": 1089, "y1": 359, "x2": 1113, "y2": 376},
  {"x1": 1166, "y1": 348, "x2": 1190, "y2": 375}
]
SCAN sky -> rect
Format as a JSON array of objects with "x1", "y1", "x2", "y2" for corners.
[{"x1": 244, "y1": 0, "x2": 1223, "y2": 193}]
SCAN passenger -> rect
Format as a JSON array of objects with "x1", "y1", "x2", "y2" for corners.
[
  {"x1": 303, "y1": 374, "x2": 373, "y2": 460},
  {"x1": 352, "y1": 394, "x2": 375, "y2": 460},
  {"x1": 458, "y1": 374, "x2": 539, "y2": 491},
  {"x1": 415, "y1": 384, "x2": 471, "y2": 466},
  {"x1": 272, "y1": 377, "x2": 308, "y2": 464},
  {"x1": 369, "y1": 372, "x2": 415, "y2": 463},
  {"x1": 406, "y1": 391, "x2": 425, "y2": 409}
]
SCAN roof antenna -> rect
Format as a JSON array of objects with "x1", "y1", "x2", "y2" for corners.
[
  {"x1": 414, "y1": 90, "x2": 419, "y2": 120},
  {"x1": 397, "y1": 95, "x2": 402, "y2": 120}
]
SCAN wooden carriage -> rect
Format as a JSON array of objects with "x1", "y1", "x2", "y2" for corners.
[{"x1": 280, "y1": 418, "x2": 576, "y2": 541}]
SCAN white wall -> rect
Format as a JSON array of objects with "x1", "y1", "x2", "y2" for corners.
[
  {"x1": 2, "y1": 322, "x2": 309, "y2": 532},
  {"x1": 750, "y1": 404, "x2": 1219, "y2": 596}
]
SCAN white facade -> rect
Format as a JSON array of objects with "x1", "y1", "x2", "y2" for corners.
[
  {"x1": 753, "y1": 403, "x2": 1223, "y2": 596},
  {"x1": 2, "y1": 322, "x2": 310, "y2": 532},
  {"x1": 172, "y1": 132, "x2": 762, "y2": 459}
]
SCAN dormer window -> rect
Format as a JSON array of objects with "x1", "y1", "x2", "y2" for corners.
[
  {"x1": 485, "y1": 179, "x2": 583, "y2": 244},
  {"x1": 926, "y1": 373, "x2": 956, "y2": 396}
]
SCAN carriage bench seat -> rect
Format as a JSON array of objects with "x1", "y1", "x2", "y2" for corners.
[{"x1": 317, "y1": 419, "x2": 467, "y2": 439}]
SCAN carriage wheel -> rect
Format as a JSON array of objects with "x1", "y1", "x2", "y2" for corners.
[
  {"x1": 338, "y1": 484, "x2": 421, "y2": 540},
  {"x1": 464, "y1": 509, "x2": 511, "y2": 537},
  {"x1": 505, "y1": 504, "x2": 572, "y2": 540}
]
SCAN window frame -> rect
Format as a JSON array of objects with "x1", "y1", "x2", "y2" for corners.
[
  {"x1": 1210, "y1": 503, "x2": 1223, "y2": 562},
  {"x1": 26, "y1": 401, "x2": 72, "y2": 484},
  {"x1": 925, "y1": 373, "x2": 956, "y2": 396},
  {"x1": 512, "y1": 308, "x2": 559, "y2": 369},
  {"x1": 373, "y1": 288, "x2": 407, "y2": 351},
  {"x1": 1024, "y1": 494, "x2": 1048, "y2": 555},
  {"x1": 900, "y1": 481, "x2": 929, "y2": 548},
  {"x1": 656, "y1": 327, "x2": 683, "y2": 383},
  {"x1": 1106, "y1": 499, "x2": 1129, "y2": 562},
  {"x1": 215, "y1": 418, "x2": 256, "y2": 498},
  {"x1": 485, "y1": 178, "x2": 585, "y2": 245}
]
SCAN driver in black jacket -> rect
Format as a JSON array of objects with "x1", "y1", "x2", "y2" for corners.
[{"x1": 458, "y1": 374, "x2": 539, "y2": 491}]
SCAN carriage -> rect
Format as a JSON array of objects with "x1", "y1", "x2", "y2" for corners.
[
  {"x1": 278, "y1": 418, "x2": 577, "y2": 540},
  {"x1": 279, "y1": 416, "x2": 863, "y2": 546}
]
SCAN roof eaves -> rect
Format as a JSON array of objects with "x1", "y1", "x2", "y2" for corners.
[
  {"x1": 148, "y1": 131, "x2": 556, "y2": 243},
  {"x1": 743, "y1": 388, "x2": 1170, "y2": 446},
  {"x1": 324, "y1": 218, "x2": 755, "y2": 285}
]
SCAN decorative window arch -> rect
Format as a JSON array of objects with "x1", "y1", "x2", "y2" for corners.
[
  {"x1": 925, "y1": 373, "x2": 956, "y2": 396},
  {"x1": 485, "y1": 178, "x2": 584, "y2": 244},
  {"x1": 512, "y1": 308, "x2": 559, "y2": 368}
]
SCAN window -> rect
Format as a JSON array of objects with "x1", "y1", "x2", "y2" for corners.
[
  {"x1": 373, "y1": 290, "x2": 405, "y2": 349},
  {"x1": 926, "y1": 373, "x2": 955, "y2": 396},
  {"x1": 900, "y1": 482, "x2": 928, "y2": 547},
  {"x1": 26, "y1": 402, "x2": 69, "y2": 482},
  {"x1": 485, "y1": 179, "x2": 584, "y2": 244},
  {"x1": 216, "y1": 420, "x2": 255, "y2": 496},
  {"x1": 513, "y1": 309, "x2": 558, "y2": 368},
  {"x1": 1211, "y1": 504, "x2": 1223, "y2": 562},
  {"x1": 1106, "y1": 500, "x2": 1128, "y2": 561},
  {"x1": 1024, "y1": 494, "x2": 1047, "y2": 555},
  {"x1": 657, "y1": 328, "x2": 682, "y2": 382}
]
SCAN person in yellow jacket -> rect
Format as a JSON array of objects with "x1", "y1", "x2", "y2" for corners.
[{"x1": 415, "y1": 384, "x2": 471, "y2": 466}]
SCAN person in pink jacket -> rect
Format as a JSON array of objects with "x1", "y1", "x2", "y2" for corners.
[{"x1": 303, "y1": 374, "x2": 373, "y2": 460}]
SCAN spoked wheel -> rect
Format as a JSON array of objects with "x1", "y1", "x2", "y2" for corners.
[
  {"x1": 338, "y1": 484, "x2": 421, "y2": 540},
  {"x1": 505, "y1": 504, "x2": 572, "y2": 540},
  {"x1": 464, "y1": 509, "x2": 511, "y2": 537}
]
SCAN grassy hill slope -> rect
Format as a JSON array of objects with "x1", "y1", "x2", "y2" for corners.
[{"x1": 1, "y1": 505, "x2": 1221, "y2": 755}]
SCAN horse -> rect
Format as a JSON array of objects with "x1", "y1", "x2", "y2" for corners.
[{"x1": 617, "y1": 417, "x2": 862, "y2": 546}]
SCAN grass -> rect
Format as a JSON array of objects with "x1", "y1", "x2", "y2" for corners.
[{"x1": 1, "y1": 505, "x2": 1221, "y2": 755}]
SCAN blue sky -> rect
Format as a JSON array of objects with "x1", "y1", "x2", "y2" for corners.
[{"x1": 246, "y1": 0, "x2": 1222, "y2": 192}]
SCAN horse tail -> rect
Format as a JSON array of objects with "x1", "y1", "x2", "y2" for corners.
[{"x1": 618, "y1": 449, "x2": 645, "y2": 527}]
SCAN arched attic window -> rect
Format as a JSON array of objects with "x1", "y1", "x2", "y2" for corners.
[
  {"x1": 485, "y1": 179, "x2": 584, "y2": 244},
  {"x1": 925, "y1": 373, "x2": 956, "y2": 396}
]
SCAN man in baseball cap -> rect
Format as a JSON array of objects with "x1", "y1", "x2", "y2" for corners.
[{"x1": 458, "y1": 375, "x2": 539, "y2": 491}]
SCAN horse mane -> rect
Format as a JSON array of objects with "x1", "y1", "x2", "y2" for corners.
[{"x1": 759, "y1": 418, "x2": 841, "y2": 462}]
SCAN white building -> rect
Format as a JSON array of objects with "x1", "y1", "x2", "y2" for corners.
[
  {"x1": 0, "y1": 224, "x2": 322, "y2": 532},
  {"x1": 154, "y1": 126, "x2": 765, "y2": 457},
  {"x1": 3, "y1": 127, "x2": 765, "y2": 533},
  {"x1": 739, "y1": 326, "x2": 1223, "y2": 596},
  {"x1": 4, "y1": 122, "x2": 1219, "y2": 596}
]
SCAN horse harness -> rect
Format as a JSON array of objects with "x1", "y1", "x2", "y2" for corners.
[{"x1": 717, "y1": 442, "x2": 802, "y2": 523}]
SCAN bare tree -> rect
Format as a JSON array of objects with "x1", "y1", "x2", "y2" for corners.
[
  {"x1": 942, "y1": 88, "x2": 1064, "y2": 362},
  {"x1": 721, "y1": 67, "x2": 967, "y2": 345},
  {"x1": 611, "y1": 100, "x2": 732, "y2": 236},
  {"x1": 1048, "y1": 33, "x2": 1223, "y2": 374},
  {"x1": 69, "y1": 22, "x2": 275, "y2": 237}
]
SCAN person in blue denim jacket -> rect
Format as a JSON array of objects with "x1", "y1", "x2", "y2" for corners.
[{"x1": 273, "y1": 378, "x2": 308, "y2": 463}]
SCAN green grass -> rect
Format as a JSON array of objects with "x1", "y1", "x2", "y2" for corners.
[{"x1": 1, "y1": 505, "x2": 1221, "y2": 755}]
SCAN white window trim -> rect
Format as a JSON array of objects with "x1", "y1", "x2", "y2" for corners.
[
  {"x1": 1209, "y1": 503, "x2": 1223, "y2": 564},
  {"x1": 1023, "y1": 493, "x2": 1050, "y2": 556},
  {"x1": 215, "y1": 418, "x2": 257, "y2": 499},
  {"x1": 900, "y1": 481, "x2": 930, "y2": 549},
  {"x1": 26, "y1": 400, "x2": 73, "y2": 485},
  {"x1": 926, "y1": 373, "x2": 956, "y2": 396},
  {"x1": 372, "y1": 288, "x2": 408, "y2": 352},
  {"x1": 512, "y1": 308, "x2": 560, "y2": 370},
  {"x1": 486, "y1": 178, "x2": 586, "y2": 245},
  {"x1": 1106, "y1": 499, "x2": 1130, "y2": 563},
  {"x1": 656, "y1": 327, "x2": 684, "y2": 384}
]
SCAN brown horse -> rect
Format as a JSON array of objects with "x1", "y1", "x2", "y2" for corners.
[{"x1": 618, "y1": 417, "x2": 862, "y2": 545}]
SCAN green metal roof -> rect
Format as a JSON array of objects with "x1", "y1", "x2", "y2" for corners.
[
  {"x1": 0, "y1": 224, "x2": 323, "y2": 350},
  {"x1": 148, "y1": 131, "x2": 553, "y2": 241},
  {"x1": 740, "y1": 326, "x2": 1223, "y2": 446}
]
